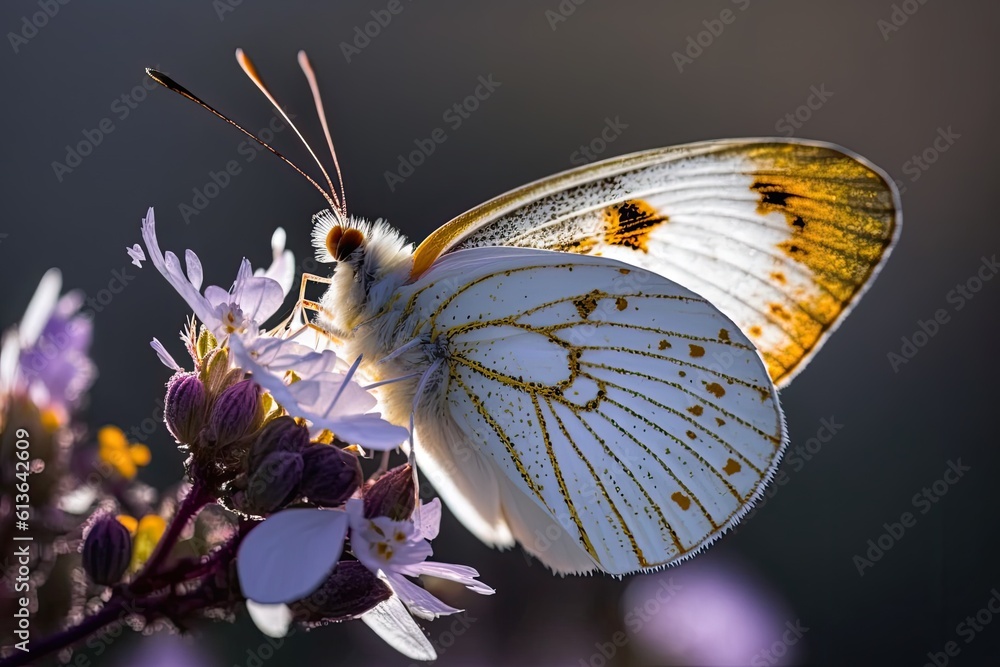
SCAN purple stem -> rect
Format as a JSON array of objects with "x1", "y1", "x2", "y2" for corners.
[
  {"x1": 138, "y1": 482, "x2": 212, "y2": 579},
  {"x1": 0, "y1": 484, "x2": 223, "y2": 667},
  {"x1": 0, "y1": 599, "x2": 125, "y2": 667}
]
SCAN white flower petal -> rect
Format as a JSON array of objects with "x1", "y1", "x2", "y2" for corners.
[
  {"x1": 185, "y1": 249, "x2": 203, "y2": 290},
  {"x1": 203, "y1": 285, "x2": 230, "y2": 309},
  {"x1": 0, "y1": 330, "x2": 21, "y2": 396},
  {"x1": 292, "y1": 376, "x2": 377, "y2": 418},
  {"x1": 238, "y1": 508, "x2": 347, "y2": 604},
  {"x1": 385, "y1": 571, "x2": 461, "y2": 620},
  {"x1": 313, "y1": 413, "x2": 409, "y2": 451},
  {"x1": 361, "y1": 596, "x2": 437, "y2": 661},
  {"x1": 255, "y1": 228, "x2": 296, "y2": 297},
  {"x1": 19, "y1": 268, "x2": 61, "y2": 347},
  {"x1": 246, "y1": 601, "x2": 293, "y2": 638},
  {"x1": 407, "y1": 561, "x2": 495, "y2": 596},
  {"x1": 126, "y1": 244, "x2": 146, "y2": 269},
  {"x1": 150, "y1": 338, "x2": 182, "y2": 371},
  {"x1": 57, "y1": 484, "x2": 98, "y2": 515},
  {"x1": 414, "y1": 498, "x2": 441, "y2": 541},
  {"x1": 237, "y1": 276, "x2": 285, "y2": 325},
  {"x1": 228, "y1": 336, "x2": 297, "y2": 409},
  {"x1": 142, "y1": 212, "x2": 214, "y2": 324}
]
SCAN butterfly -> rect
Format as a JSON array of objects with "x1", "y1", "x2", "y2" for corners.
[{"x1": 147, "y1": 50, "x2": 900, "y2": 576}]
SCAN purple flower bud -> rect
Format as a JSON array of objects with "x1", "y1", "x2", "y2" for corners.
[
  {"x1": 247, "y1": 416, "x2": 310, "y2": 473},
  {"x1": 82, "y1": 516, "x2": 132, "y2": 586},
  {"x1": 207, "y1": 379, "x2": 261, "y2": 445},
  {"x1": 289, "y1": 561, "x2": 392, "y2": 624},
  {"x1": 363, "y1": 464, "x2": 415, "y2": 520},
  {"x1": 246, "y1": 451, "x2": 304, "y2": 514},
  {"x1": 164, "y1": 372, "x2": 208, "y2": 444},
  {"x1": 299, "y1": 446, "x2": 362, "y2": 507}
]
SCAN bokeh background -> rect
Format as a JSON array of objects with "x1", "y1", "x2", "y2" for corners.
[{"x1": 2, "y1": 1, "x2": 999, "y2": 665}]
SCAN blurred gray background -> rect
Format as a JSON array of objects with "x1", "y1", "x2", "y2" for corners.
[{"x1": 2, "y1": 1, "x2": 998, "y2": 665}]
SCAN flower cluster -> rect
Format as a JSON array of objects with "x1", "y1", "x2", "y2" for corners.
[
  {"x1": 0, "y1": 208, "x2": 496, "y2": 667},
  {"x1": 135, "y1": 206, "x2": 492, "y2": 659},
  {"x1": 0, "y1": 270, "x2": 100, "y2": 647}
]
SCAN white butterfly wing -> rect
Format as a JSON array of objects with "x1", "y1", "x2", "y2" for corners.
[
  {"x1": 410, "y1": 139, "x2": 900, "y2": 387},
  {"x1": 404, "y1": 247, "x2": 784, "y2": 575}
]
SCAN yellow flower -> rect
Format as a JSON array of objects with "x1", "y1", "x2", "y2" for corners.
[
  {"x1": 97, "y1": 425, "x2": 151, "y2": 479},
  {"x1": 117, "y1": 513, "x2": 167, "y2": 572}
]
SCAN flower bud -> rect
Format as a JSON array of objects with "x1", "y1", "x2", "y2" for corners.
[
  {"x1": 363, "y1": 464, "x2": 415, "y2": 520},
  {"x1": 164, "y1": 373, "x2": 208, "y2": 444},
  {"x1": 207, "y1": 379, "x2": 262, "y2": 445},
  {"x1": 247, "y1": 416, "x2": 309, "y2": 473},
  {"x1": 82, "y1": 516, "x2": 132, "y2": 585},
  {"x1": 299, "y1": 445, "x2": 362, "y2": 507},
  {"x1": 246, "y1": 451, "x2": 304, "y2": 514},
  {"x1": 289, "y1": 561, "x2": 392, "y2": 624}
]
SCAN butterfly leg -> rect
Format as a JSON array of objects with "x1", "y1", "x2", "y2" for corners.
[
  {"x1": 270, "y1": 273, "x2": 345, "y2": 345},
  {"x1": 294, "y1": 272, "x2": 332, "y2": 317}
]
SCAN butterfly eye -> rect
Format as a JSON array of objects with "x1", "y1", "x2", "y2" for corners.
[
  {"x1": 325, "y1": 225, "x2": 344, "y2": 259},
  {"x1": 327, "y1": 225, "x2": 365, "y2": 261}
]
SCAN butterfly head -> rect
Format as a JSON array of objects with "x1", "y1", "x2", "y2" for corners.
[{"x1": 312, "y1": 209, "x2": 413, "y2": 330}]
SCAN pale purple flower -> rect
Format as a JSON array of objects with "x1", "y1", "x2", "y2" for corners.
[
  {"x1": 126, "y1": 243, "x2": 146, "y2": 268},
  {"x1": 229, "y1": 333, "x2": 408, "y2": 451},
  {"x1": 139, "y1": 207, "x2": 286, "y2": 340},
  {"x1": 140, "y1": 207, "x2": 406, "y2": 450},
  {"x1": 237, "y1": 499, "x2": 491, "y2": 618},
  {"x1": 237, "y1": 497, "x2": 484, "y2": 661},
  {"x1": 113, "y1": 634, "x2": 213, "y2": 667},
  {"x1": 621, "y1": 557, "x2": 800, "y2": 666},
  {"x1": 150, "y1": 337, "x2": 182, "y2": 371},
  {"x1": 347, "y1": 498, "x2": 495, "y2": 620},
  {"x1": 253, "y1": 228, "x2": 295, "y2": 297},
  {"x1": 237, "y1": 507, "x2": 349, "y2": 605},
  {"x1": 3, "y1": 268, "x2": 96, "y2": 419}
]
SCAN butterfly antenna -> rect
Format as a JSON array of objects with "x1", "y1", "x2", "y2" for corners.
[
  {"x1": 145, "y1": 68, "x2": 339, "y2": 212},
  {"x1": 235, "y1": 48, "x2": 343, "y2": 216},
  {"x1": 297, "y1": 50, "x2": 347, "y2": 219}
]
